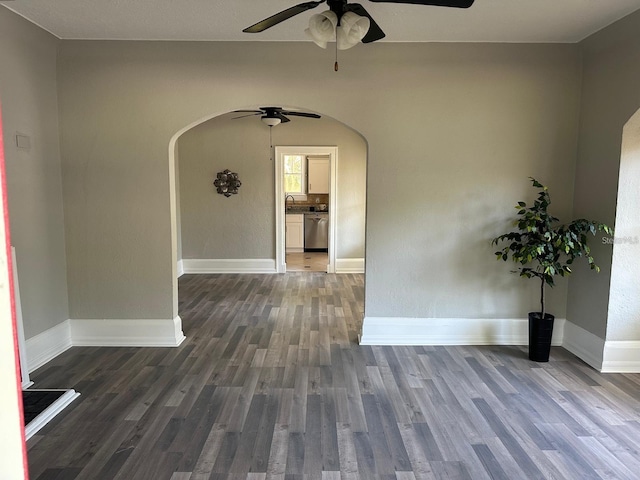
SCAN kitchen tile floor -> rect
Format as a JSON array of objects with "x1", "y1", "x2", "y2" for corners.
[{"x1": 286, "y1": 252, "x2": 328, "y2": 272}]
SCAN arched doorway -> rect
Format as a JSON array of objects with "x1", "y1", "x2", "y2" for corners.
[{"x1": 168, "y1": 107, "x2": 368, "y2": 325}]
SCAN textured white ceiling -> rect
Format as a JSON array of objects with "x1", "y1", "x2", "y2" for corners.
[{"x1": 2, "y1": 0, "x2": 640, "y2": 43}]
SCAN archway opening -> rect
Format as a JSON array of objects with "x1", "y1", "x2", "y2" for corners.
[{"x1": 168, "y1": 107, "x2": 369, "y2": 333}]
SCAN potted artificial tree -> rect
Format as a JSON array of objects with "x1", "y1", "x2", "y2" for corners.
[{"x1": 492, "y1": 178, "x2": 613, "y2": 362}]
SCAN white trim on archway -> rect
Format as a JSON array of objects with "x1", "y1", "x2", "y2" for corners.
[{"x1": 168, "y1": 108, "x2": 232, "y2": 318}]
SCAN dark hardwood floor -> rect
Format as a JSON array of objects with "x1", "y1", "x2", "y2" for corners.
[{"x1": 27, "y1": 273, "x2": 640, "y2": 479}]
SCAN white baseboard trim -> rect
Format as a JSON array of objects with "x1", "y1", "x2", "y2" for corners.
[
  {"x1": 25, "y1": 320, "x2": 72, "y2": 373},
  {"x1": 182, "y1": 258, "x2": 277, "y2": 274},
  {"x1": 359, "y1": 316, "x2": 566, "y2": 346},
  {"x1": 24, "y1": 316, "x2": 186, "y2": 373},
  {"x1": 601, "y1": 341, "x2": 640, "y2": 373},
  {"x1": 561, "y1": 321, "x2": 605, "y2": 370},
  {"x1": 177, "y1": 259, "x2": 184, "y2": 278},
  {"x1": 24, "y1": 389, "x2": 80, "y2": 440},
  {"x1": 335, "y1": 258, "x2": 365, "y2": 274},
  {"x1": 71, "y1": 316, "x2": 186, "y2": 347},
  {"x1": 286, "y1": 248, "x2": 304, "y2": 253}
]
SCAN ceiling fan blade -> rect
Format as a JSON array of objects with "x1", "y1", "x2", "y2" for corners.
[
  {"x1": 368, "y1": 0, "x2": 474, "y2": 8},
  {"x1": 243, "y1": 1, "x2": 326, "y2": 33},
  {"x1": 274, "y1": 113, "x2": 291, "y2": 123},
  {"x1": 281, "y1": 111, "x2": 321, "y2": 119},
  {"x1": 345, "y1": 4, "x2": 386, "y2": 43},
  {"x1": 232, "y1": 113, "x2": 261, "y2": 120}
]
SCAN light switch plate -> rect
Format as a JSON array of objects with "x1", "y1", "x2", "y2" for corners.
[{"x1": 15, "y1": 133, "x2": 31, "y2": 150}]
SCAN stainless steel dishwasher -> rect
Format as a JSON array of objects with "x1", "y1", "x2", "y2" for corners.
[{"x1": 304, "y1": 213, "x2": 328, "y2": 251}]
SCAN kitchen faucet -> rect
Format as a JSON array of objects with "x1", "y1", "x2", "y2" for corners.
[{"x1": 285, "y1": 194, "x2": 295, "y2": 210}]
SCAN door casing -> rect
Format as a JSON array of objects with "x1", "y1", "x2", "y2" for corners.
[{"x1": 275, "y1": 146, "x2": 337, "y2": 273}]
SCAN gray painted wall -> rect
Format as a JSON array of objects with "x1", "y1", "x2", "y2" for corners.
[
  {"x1": 178, "y1": 113, "x2": 366, "y2": 261},
  {"x1": 57, "y1": 40, "x2": 580, "y2": 321},
  {"x1": 568, "y1": 10, "x2": 640, "y2": 340},
  {"x1": 0, "y1": 8, "x2": 69, "y2": 338}
]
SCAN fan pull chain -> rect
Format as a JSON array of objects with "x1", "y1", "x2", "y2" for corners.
[
  {"x1": 269, "y1": 126, "x2": 273, "y2": 160},
  {"x1": 335, "y1": 38, "x2": 339, "y2": 71}
]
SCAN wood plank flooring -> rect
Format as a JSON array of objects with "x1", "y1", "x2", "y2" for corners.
[{"x1": 27, "y1": 273, "x2": 640, "y2": 479}]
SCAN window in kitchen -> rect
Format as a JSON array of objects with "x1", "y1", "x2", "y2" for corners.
[{"x1": 284, "y1": 154, "x2": 306, "y2": 198}]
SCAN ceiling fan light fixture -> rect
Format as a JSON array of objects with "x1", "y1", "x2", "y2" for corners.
[
  {"x1": 305, "y1": 10, "x2": 338, "y2": 49},
  {"x1": 336, "y1": 12, "x2": 370, "y2": 50},
  {"x1": 261, "y1": 116, "x2": 281, "y2": 127}
]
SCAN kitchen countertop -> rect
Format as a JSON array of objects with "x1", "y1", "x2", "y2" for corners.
[{"x1": 286, "y1": 207, "x2": 328, "y2": 214}]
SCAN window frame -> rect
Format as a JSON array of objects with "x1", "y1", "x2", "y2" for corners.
[{"x1": 283, "y1": 153, "x2": 307, "y2": 200}]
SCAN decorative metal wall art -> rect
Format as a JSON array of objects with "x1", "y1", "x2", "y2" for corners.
[{"x1": 213, "y1": 169, "x2": 241, "y2": 197}]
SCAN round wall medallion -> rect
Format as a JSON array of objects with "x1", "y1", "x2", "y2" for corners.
[{"x1": 213, "y1": 169, "x2": 241, "y2": 197}]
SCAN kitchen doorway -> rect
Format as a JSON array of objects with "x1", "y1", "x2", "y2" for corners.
[{"x1": 275, "y1": 146, "x2": 337, "y2": 273}]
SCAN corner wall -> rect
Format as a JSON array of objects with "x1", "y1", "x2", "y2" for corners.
[
  {"x1": 568, "y1": 10, "x2": 640, "y2": 342},
  {"x1": 0, "y1": 8, "x2": 69, "y2": 339}
]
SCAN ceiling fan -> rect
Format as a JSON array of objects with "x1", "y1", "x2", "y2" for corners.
[
  {"x1": 233, "y1": 107, "x2": 321, "y2": 127},
  {"x1": 243, "y1": 0, "x2": 475, "y2": 45}
]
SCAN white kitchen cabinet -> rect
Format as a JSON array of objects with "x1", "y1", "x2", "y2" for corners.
[
  {"x1": 307, "y1": 158, "x2": 329, "y2": 194},
  {"x1": 286, "y1": 214, "x2": 304, "y2": 252}
]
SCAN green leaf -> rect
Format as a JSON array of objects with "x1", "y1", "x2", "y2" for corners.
[{"x1": 530, "y1": 178, "x2": 543, "y2": 188}]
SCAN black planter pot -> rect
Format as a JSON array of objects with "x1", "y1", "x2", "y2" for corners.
[{"x1": 528, "y1": 312, "x2": 555, "y2": 362}]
